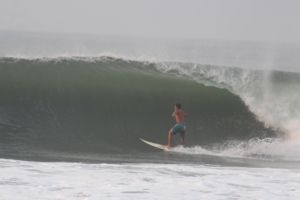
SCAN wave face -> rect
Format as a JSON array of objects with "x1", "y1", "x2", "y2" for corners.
[{"x1": 0, "y1": 57, "x2": 278, "y2": 160}]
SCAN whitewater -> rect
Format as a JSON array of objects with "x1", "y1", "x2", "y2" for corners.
[
  {"x1": 0, "y1": 31, "x2": 300, "y2": 199},
  {"x1": 0, "y1": 159, "x2": 299, "y2": 200}
]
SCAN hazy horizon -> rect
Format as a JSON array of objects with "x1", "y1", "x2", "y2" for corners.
[{"x1": 1, "y1": 0, "x2": 300, "y2": 43}]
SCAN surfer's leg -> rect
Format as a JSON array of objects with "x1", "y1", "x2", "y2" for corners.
[
  {"x1": 180, "y1": 132, "x2": 185, "y2": 146},
  {"x1": 179, "y1": 125, "x2": 186, "y2": 146},
  {"x1": 167, "y1": 129, "x2": 173, "y2": 148}
]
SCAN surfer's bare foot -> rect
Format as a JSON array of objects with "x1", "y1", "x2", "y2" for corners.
[{"x1": 166, "y1": 145, "x2": 171, "y2": 149}]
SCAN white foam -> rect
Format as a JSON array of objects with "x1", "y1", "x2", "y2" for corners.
[
  {"x1": 0, "y1": 159, "x2": 299, "y2": 200},
  {"x1": 171, "y1": 138, "x2": 300, "y2": 161}
]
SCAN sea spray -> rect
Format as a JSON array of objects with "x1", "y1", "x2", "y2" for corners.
[{"x1": 155, "y1": 62, "x2": 300, "y2": 140}]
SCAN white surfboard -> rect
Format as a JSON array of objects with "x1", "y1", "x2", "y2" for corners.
[{"x1": 139, "y1": 138, "x2": 170, "y2": 151}]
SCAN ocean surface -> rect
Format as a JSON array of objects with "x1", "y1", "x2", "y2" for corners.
[{"x1": 0, "y1": 31, "x2": 300, "y2": 199}]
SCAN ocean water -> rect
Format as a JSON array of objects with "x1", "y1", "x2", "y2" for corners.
[{"x1": 0, "y1": 31, "x2": 300, "y2": 199}]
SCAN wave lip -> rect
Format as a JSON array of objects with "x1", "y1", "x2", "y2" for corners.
[{"x1": 2, "y1": 30, "x2": 300, "y2": 72}]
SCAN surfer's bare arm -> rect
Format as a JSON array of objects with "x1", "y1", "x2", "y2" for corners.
[
  {"x1": 172, "y1": 110, "x2": 181, "y2": 117},
  {"x1": 172, "y1": 111, "x2": 177, "y2": 117}
]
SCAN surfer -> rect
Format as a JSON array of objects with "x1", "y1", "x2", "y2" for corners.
[{"x1": 167, "y1": 103, "x2": 187, "y2": 148}]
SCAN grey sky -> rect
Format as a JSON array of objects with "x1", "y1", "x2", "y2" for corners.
[{"x1": 1, "y1": 0, "x2": 300, "y2": 43}]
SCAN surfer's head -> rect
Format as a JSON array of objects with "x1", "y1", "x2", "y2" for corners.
[{"x1": 175, "y1": 103, "x2": 181, "y2": 109}]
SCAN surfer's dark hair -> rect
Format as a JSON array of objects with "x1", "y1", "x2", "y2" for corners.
[{"x1": 175, "y1": 103, "x2": 181, "y2": 109}]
